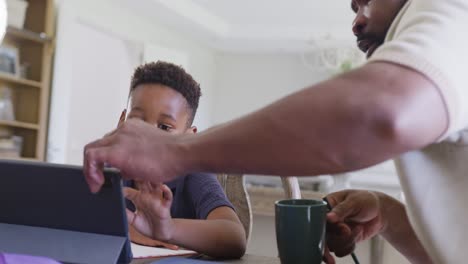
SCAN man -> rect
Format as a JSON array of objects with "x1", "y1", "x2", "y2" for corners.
[{"x1": 84, "y1": 0, "x2": 468, "y2": 263}]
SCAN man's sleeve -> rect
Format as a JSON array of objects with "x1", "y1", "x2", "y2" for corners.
[{"x1": 368, "y1": 0, "x2": 468, "y2": 139}]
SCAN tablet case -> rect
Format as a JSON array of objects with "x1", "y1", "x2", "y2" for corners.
[{"x1": 0, "y1": 159, "x2": 132, "y2": 264}]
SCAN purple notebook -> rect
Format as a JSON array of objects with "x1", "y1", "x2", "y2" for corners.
[{"x1": 0, "y1": 253, "x2": 61, "y2": 264}]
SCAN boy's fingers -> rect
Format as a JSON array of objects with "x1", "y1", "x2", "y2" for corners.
[
  {"x1": 160, "y1": 184, "x2": 173, "y2": 206},
  {"x1": 123, "y1": 187, "x2": 141, "y2": 205}
]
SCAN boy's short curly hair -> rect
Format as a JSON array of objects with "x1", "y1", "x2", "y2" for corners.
[{"x1": 130, "y1": 61, "x2": 201, "y2": 124}]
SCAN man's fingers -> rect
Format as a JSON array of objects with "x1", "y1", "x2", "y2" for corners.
[
  {"x1": 326, "y1": 222, "x2": 357, "y2": 255},
  {"x1": 327, "y1": 230, "x2": 356, "y2": 257},
  {"x1": 326, "y1": 233, "x2": 353, "y2": 254},
  {"x1": 83, "y1": 147, "x2": 115, "y2": 193},
  {"x1": 327, "y1": 224, "x2": 362, "y2": 258},
  {"x1": 350, "y1": 224, "x2": 365, "y2": 243},
  {"x1": 324, "y1": 191, "x2": 349, "y2": 208},
  {"x1": 85, "y1": 131, "x2": 118, "y2": 150},
  {"x1": 327, "y1": 199, "x2": 358, "y2": 223},
  {"x1": 325, "y1": 191, "x2": 357, "y2": 223},
  {"x1": 334, "y1": 242, "x2": 356, "y2": 258},
  {"x1": 323, "y1": 247, "x2": 335, "y2": 264},
  {"x1": 327, "y1": 222, "x2": 352, "y2": 237},
  {"x1": 83, "y1": 126, "x2": 133, "y2": 194}
]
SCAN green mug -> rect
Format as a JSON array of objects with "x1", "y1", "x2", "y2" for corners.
[{"x1": 275, "y1": 199, "x2": 327, "y2": 264}]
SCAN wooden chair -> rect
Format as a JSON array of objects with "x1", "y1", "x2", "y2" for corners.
[
  {"x1": 217, "y1": 174, "x2": 302, "y2": 243},
  {"x1": 217, "y1": 174, "x2": 253, "y2": 242},
  {"x1": 280, "y1": 177, "x2": 301, "y2": 199}
]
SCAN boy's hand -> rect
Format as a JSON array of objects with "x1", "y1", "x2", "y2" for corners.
[
  {"x1": 124, "y1": 183, "x2": 176, "y2": 243},
  {"x1": 324, "y1": 190, "x2": 386, "y2": 258},
  {"x1": 129, "y1": 225, "x2": 179, "y2": 250}
]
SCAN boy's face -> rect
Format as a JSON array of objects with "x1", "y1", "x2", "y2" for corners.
[
  {"x1": 124, "y1": 84, "x2": 196, "y2": 135},
  {"x1": 351, "y1": 0, "x2": 406, "y2": 58}
]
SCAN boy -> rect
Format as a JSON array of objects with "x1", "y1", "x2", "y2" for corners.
[{"x1": 120, "y1": 61, "x2": 246, "y2": 259}]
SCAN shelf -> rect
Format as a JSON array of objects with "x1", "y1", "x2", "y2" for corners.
[
  {"x1": 0, "y1": 72, "x2": 42, "y2": 88},
  {"x1": 1, "y1": 0, "x2": 56, "y2": 162},
  {"x1": 5, "y1": 26, "x2": 52, "y2": 44},
  {"x1": 0, "y1": 120, "x2": 40, "y2": 130}
]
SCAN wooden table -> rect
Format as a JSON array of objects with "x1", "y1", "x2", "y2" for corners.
[{"x1": 131, "y1": 254, "x2": 280, "y2": 264}]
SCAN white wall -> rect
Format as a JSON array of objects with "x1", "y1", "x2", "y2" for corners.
[
  {"x1": 63, "y1": 21, "x2": 140, "y2": 164},
  {"x1": 212, "y1": 53, "x2": 331, "y2": 123},
  {"x1": 48, "y1": 0, "x2": 217, "y2": 164}
]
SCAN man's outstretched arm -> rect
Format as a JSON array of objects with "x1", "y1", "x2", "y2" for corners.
[
  {"x1": 84, "y1": 61, "x2": 447, "y2": 191},
  {"x1": 182, "y1": 61, "x2": 447, "y2": 176}
]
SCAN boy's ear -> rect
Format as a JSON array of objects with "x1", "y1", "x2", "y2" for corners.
[
  {"x1": 186, "y1": 126, "x2": 197, "y2": 134},
  {"x1": 118, "y1": 109, "x2": 127, "y2": 127}
]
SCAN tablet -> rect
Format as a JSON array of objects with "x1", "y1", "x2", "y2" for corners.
[{"x1": 0, "y1": 159, "x2": 132, "y2": 264}]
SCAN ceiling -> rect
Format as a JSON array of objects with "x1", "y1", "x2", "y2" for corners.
[{"x1": 119, "y1": 0, "x2": 357, "y2": 53}]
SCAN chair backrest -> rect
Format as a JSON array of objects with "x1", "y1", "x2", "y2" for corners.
[
  {"x1": 281, "y1": 177, "x2": 302, "y2": 199},
  {"x1": 217, "y1": 174, "x2": 302, "y2": 243},
  {"x1": 217, "y1": 174, "x2": 253, "y2": 242}
]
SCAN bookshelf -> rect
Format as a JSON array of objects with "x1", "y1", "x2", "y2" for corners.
[{"x1": 0, "y1": 0, "x2": 55, "y2": 161}]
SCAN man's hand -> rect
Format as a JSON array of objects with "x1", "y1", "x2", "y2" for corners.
[
  {"x1": 124, "y1": 183, "x2": 176, "y2": 243},
  {"x1": 83, "y1": 119, "x2": 187, "y2": 193},
  {"x1": 324, "y1": 190, "x2": 386, "y2": 259}
]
